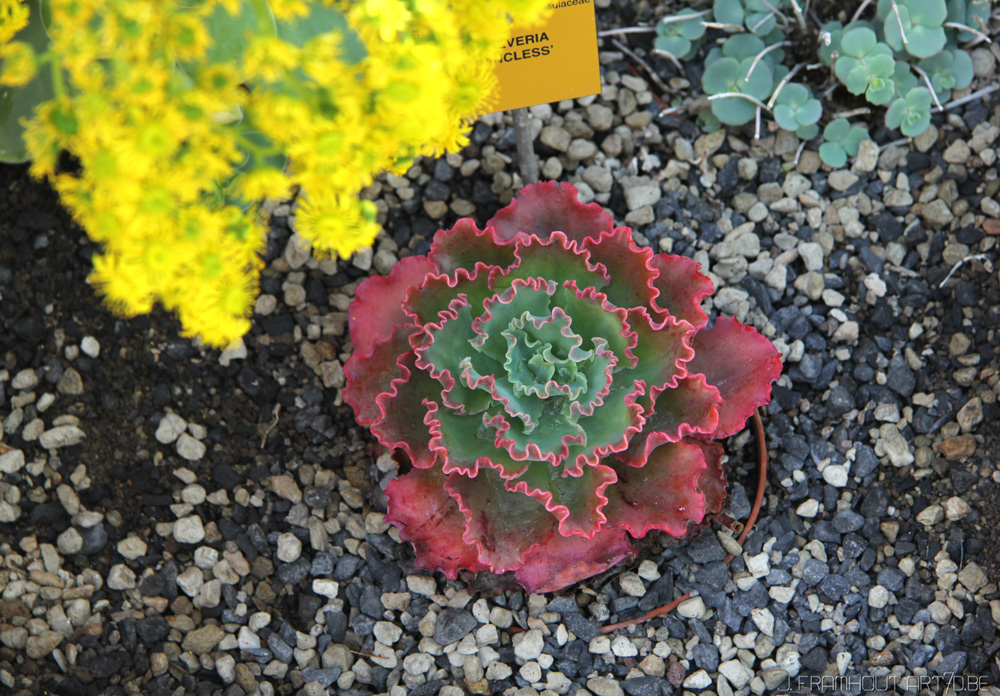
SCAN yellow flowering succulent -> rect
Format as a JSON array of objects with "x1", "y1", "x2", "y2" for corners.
[{"x1": 1, "y1": 0, "x2": 550, "y2": 347}]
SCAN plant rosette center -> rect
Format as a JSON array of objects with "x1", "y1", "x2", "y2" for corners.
[{"x1": 343, "y1": 182, "x2": 782, "y2": 593}]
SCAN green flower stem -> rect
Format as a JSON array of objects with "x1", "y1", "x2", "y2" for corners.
[
  {"x1": 702, "y1": 21, "x2": 745, "y2": 30},
  {"x1": 788, "y1": 0, "x2": 806, "y2": 30},
  {"x1": 596, "y1": 27, "x2": 655, "y2": 37},
  {"x1": 708, "y1": 92, "x2": 769, "y2": 110},
  {"x1": 890, "y1": 0, "x2": 909, "y2": 46},
  {"x1": 44, "y1": 52, "x2": 65, "y2": 100},
  {"x1": 944, "y1": 22, "x2": 992, "y2": 43},
  {"x1": 651, "y1": 46, "x2": 682, "y2": 71},
  {"x1": 910, "y1": 65, "x2": 944, "y2": 110},
  {"x1": 850, "y1": 0, "x2": 874, "y2": 23},
  {"x1": 745, "y1": 41, "x2": 790, "y2": 83},
  {"x1": 832, "y1": 107, "x2": 872, "y2": 119},
  {"x1": 767, "y1": 64, "x2": 803, "y2": 109},
  {"x1": 248, "y1": 0, "x2": 275, "y2": 36},
  {"x1": 655, "y1": 9, "x2": 711, "y2": 25}
]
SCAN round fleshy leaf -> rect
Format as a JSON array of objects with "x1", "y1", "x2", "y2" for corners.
[
  {"x1": 843, "y1": 126, "x2": 870, "y2": 156},
  {"x1": 796, "y1": 123, "x2": 819, "y2": 141},
  {"x1": 686, "y1": 316, "x2": 782, "y2": 438},
  {"x1": 883, "y1": 4, "x2": 911, "y2": 52},
  {"x1": 702, "y1": 56, "x2": 742, "y2": 94},
  {"x1": 723, "y1": 34, "x2": 765, "y2": 60},
  {"x1": 796, "y1": 99, "x2": 822, "y2": 126},
  {"x1": 713, "y1": 0, "x2": 744, "y2": 26},
  {"x1": 654, "y1": 35, "x2": 692, "y2": 58},
  {"x1": 819, "y1": 141, "x2": 847, "y2": 168},
  {"x1": 740, "y1": 57, "x2": 773, "y2": 101},
  {"x1": 823, "y1": 117, "x2": 850, "y2": 142},
  {"x1": 677, "y1": 10, "x2": 707, "y2": 40},
  {"x1": 774, "y1": 104, "x2": 799, "y2": 132},
  {"x1": 950, "y1": 50, "x2": 974, "y2": 90},
  {"x1": 840, "y1": 27, "x2": 876, "y2": 56},
  {"x1": 906, "y1": 25, "x2": 946, "y2": 58},
  {"x1": 908, "y1": 0, "x2": 947, "y2": 26}
]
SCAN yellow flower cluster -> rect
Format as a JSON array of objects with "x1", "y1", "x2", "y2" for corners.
[{"x1": 8, "y1": 0, "x2": 550, "y2": 346}]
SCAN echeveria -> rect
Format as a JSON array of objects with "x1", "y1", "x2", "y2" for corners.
[{"x1": 344, "y1": 182, "x2": 782, "y2": 593}]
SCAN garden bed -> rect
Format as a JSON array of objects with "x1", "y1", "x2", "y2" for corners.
[{"x1": 1, "y1": 2, "x2": 1000, "y2": 694}]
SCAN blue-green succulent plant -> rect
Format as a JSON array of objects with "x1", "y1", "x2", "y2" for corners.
[
  {"x1": 818, "y1": 118, "x2": 872, "y2": 168},
  {"x1": 885, "y1": 86, "x2": 934, "y2": 136},
  {"x1": 654, "y1": 9, "x2": 707, "y2": 60}
]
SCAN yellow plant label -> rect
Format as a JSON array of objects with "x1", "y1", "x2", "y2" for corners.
[{"x1": 488, "y1": 1, "x2": 601, "y2": 113}]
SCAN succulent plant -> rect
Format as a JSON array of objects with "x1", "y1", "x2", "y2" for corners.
[
  {"x1": 714, "y1": 0, "x2": 785, "y2": 36},
  {"x1": 834, "y1": 27, "x2": 897, "y2": 105},
  {"x1": 654, "y1": 9, "x2": 706, "y2": 60},
  {"x1": 343, "y1": 182, "x2": 782, "y2": 593},
  {"x1": 818, "y1": 118, "x2": 872, "y2": 167},
  {"x1": 702, "y1": 52, "x2": 774, "y2": 126},
  {"x1": 946, "y1": 0, "x2": 990, "y2": 42},
  {"x1": 919, "y1": 49, "x2": 973, "y2": 103},
  {"x1": 885, "y1": 86, "x2": 933, "y2": 136},
  {"x1": 772, "y1": 83, "x2": 822, "y2": 139},
  {"x1": 881, "y1": 0, "x2": 948, "y2": 59}
]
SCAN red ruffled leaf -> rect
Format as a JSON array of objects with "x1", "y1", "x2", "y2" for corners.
[
  {"x1": 368, "y1": 352, "x2": 439, "y2": 470},
  {"x1": 428, "y1": 217, "x2": 517, "y2": 274},
  {"x1": 650, "y1": 254, "x2": 713, "y2": 329},
  {"x1": 403, "y1": 263, "x2": 496, "y2": 327},
  {"x1": 635, "y1": 374, "x2": 722, "y2": 447},
  {"x1": 495, "y1": 231, "x2": 609, "y2": 294},
  {"x1": 689, "y1": 438, "x2": 727, "y2": 516},
  {"x1": 582, "y1": 227, "x2": 660, "y2": 313},
  {"x1": 605, "y1": 436, "x2": 709, "y2": 538},
  {"x1": 447, "y1": 467, "x2": 556, "y2": 573},
  {"x1": 515, "y1": 524, "x2": 634, "y2": 594},
  {"x1": 349, "y1": 255, "x2": 438, "y2": 356},
  {"x1": 687, "y1": 316, "x2": 782, "y2": 438},
  {"x1": 384, "y1": 467, "x2": 487, "y2": 578},
  {"x1": 624, "y1": 307, "x2": 695, "y2": 394},
  {"x1": 506, "y1": 461, "x2": 618, "y2": 539},
  {"x1": 342, "y1": 324, "x2": 416, "y2": 426},
  {"x1": 487, "y1": 181, "x2": 614, "y2": 245}
]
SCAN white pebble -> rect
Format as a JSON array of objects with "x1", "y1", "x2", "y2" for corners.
[
  {"x1": 173, "y1": 515, "x2": 205, "y2": 544},
  {"x1": 312, "y1": 579, "x2": 339, "y2": 598},
  {"x1": 80, "y1": 337, "x2": 100, "y2": 358},
  {"x1": 106, "y1": 564, "x2": 137, "y2": 590},
  {"x1": 155, "y1": 411, "x2": 187, "y2": 444},
  {"x1": 513, "y1": 629, "x2": 544, "y2": 661},
  {"x1": 276, "y1": 532, "x2": 302, "y2": 563},
  {"x1": 117, "y1": 536, "x2": 147, "y2": 560},
  {"x1": 176, "y1": 433, "x2": 206, "y2": 461}
]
